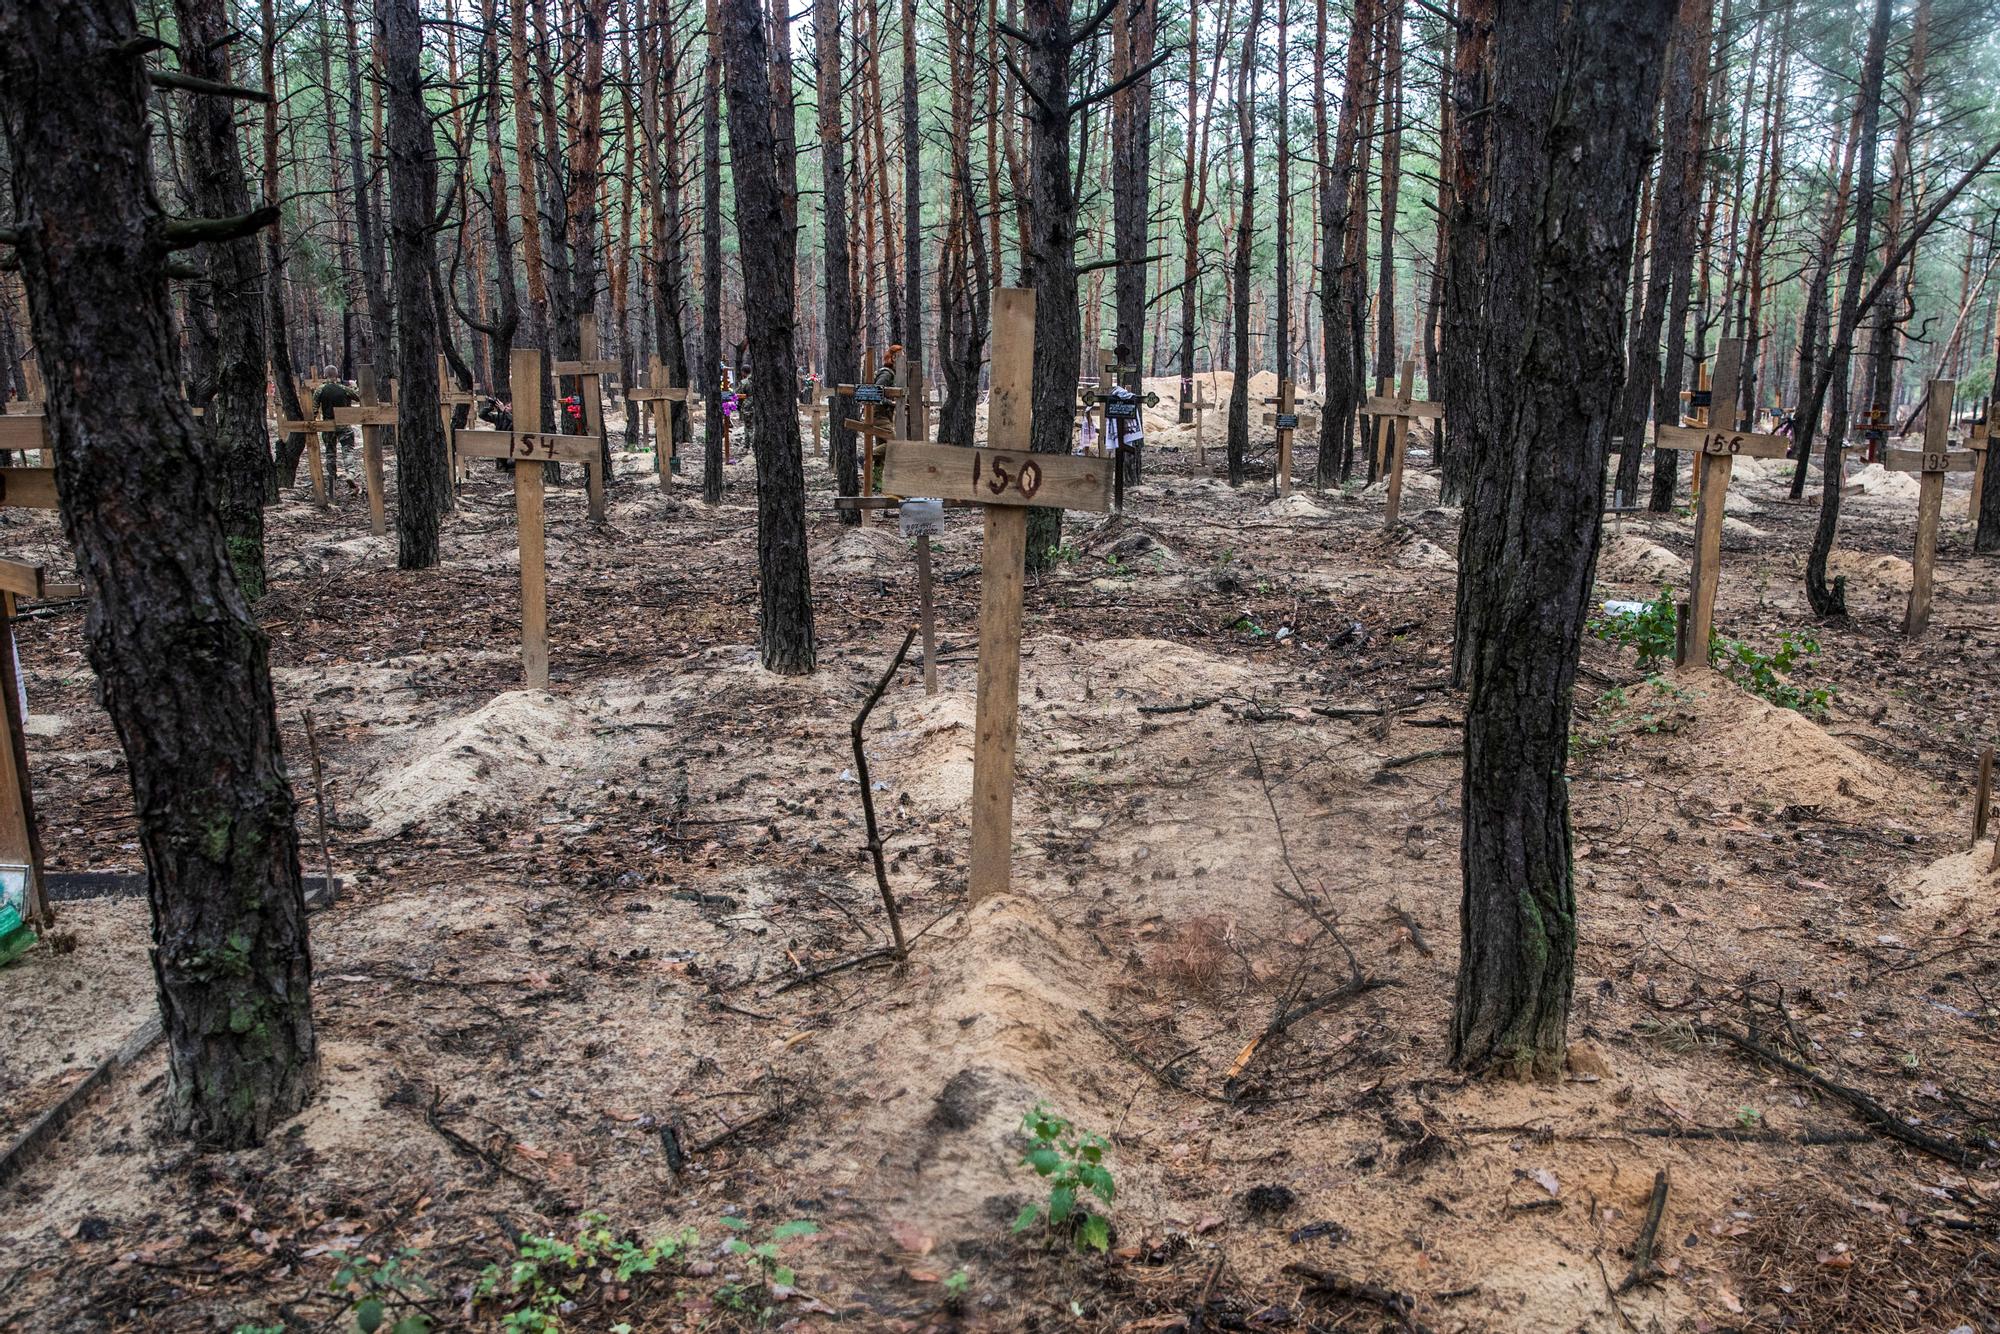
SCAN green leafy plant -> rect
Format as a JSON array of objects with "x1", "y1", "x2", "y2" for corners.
[
  {"x1": 1588, "y1": 586, "x2": 1680, "y2": 667},
  {"x1": 329, "y1": 1249, "x2": 435, "y2": 1334},
  {"x1": 1012, "y1": 1104, "x2": 1116, "y2": 1253},
  {"x1": 1712, "y1": 630, "x2": 1831, "y2": 716},
  {"x1": 717, "y1": 1217, "x2": 819, "y2": 1319},
  {"x1": 1045, "y1": 541, "x2": 1081, "y2": 565},
  {"x1": 1736, "y1": 1105, "x2": 1763, "y2": 1132},
  {"x1": 943, "y1": 1268, "x2": 972, "y2": 1301},
  {"x1": 474, "y1": 1213, "x2": 697, "y2": 1333}
]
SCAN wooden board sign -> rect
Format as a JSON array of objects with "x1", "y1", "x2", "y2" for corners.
[
  {"x1": 1886, "y1": 449, "x2": 1973, "y2": 474},
  {"x1": 881, "y1": 441, "x2": 1111, "y2": 513},
  {"x1": 453, "y1": 429, "x2": 602, "y2": 465},
  {"x1": 1654, "y1": 425, "x2": 1791, "y2": 459},
  {"x1": 0, "y1": 468, "x2": 58, "y2": 509}
]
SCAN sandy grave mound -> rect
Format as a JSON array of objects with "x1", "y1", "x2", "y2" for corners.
[
  {"x1": 1848, "y1": 463, "x2": 1922, "y2": 501},
  {"x1": 1827, "y1": 548, "x2": 1913, "y2": 593},
  {"x1": 1888, "y1": 845, "x2": 2000, "y2": 922},
  {"x1": 1395, "y1": 536, "x2": 1457, "y2": 572},
  {"x1": 1723, "y1": 516, "x2": 1768, "y2": 538},
  {"x1": 1599, "y1": 531, "x2": 1689, "y2": 584},
  {"x1": 1263, "y1": 492, "x2": 1331, "y2": 519},
  {"x1": 1081, "y1": 636, "x2": 1256, "y2": 697},
  {"x1": 1074, "y1": 514, "x2": 1181, "y2": 569},
  {"x1": 868, "y1": 689, "x2": 977, "y2": 812},
  {"x1": 358, "y1": 689, "x2": 594, "y2": 836},
  {"x1": 1360, "y1": 469, "x2": 1442, "y2": 501},
  {"x1": 1662, "y1": 673, "x2": 1894, "y2": 818},
  {"x1": 1723, "y1": 490, "x2": 1766, "y2": 517},
  {"x1": 811, "y1": 525, "x2": 907, "y2": 577},
  {"x1": 1728, "y1": 456, "x2": 1801, "y2": 485}
]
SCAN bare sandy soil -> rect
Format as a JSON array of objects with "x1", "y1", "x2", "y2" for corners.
[{"x1": 0, "y1": 408, "x2": 1994, "y2": 1332}]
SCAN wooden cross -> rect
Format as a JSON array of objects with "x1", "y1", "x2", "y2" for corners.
[
  {"x1": 1259, "y1": 379, "x2": 1319, "y2": 499},
  {"x1": 551, "y1": 313, "x2": 616, "y2": 521},
  {"x1": 880, "y1": 287, "x2": 1112, "y2": 904},
  {"x1": 805, "y1": 393, "x2": 830, "y2": 461},
  {"x1": 0, "y1": 558, "x2": 52, "y2": 929},
  {"x1": 626, "y1": 355, "x2": 689, "y2": 491},
  {"x1": 835, "y1": 357, "x2": 904, "y2": 523},
  {"x1": 897, "y1": 353, "x2": 930, "y2": 442},
  {"x1": 330, "y1": 365, "x2": 396, "y2": 537},
  {"x1": 1858, "y1": 404, "x2": 1890, "y2": 465},
  {"x1": 451, "y1": 348, "x2": 601, "y2": 687},
  {"x1": 437, "y1": 355, "x2": 477, "y2": 485},
  {"x1": 1966, "y1": 400, "x2": 1988, "y2": 523},
  {"x1": 275, "y1": 402, "x2": 334, "y2": 507},
  {"x1": 1363, "y1": 359, "x2": 1441, "y2": 526},
  {"x1": 1655, "y1": 337, "x2": 1791, "y2": 666},
  {"x1": 1186, "y1": 379, "x2": 1212, "y2": 470},
  {"x1": 1886, "y1": 378, "x2": 1972, "y2": 637}
]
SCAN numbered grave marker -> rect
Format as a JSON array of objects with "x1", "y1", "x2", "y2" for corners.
[
  {"x1": 835, "y1": 362, "x2": 905, "y2": 523},
  {"x1": 626, "y1": 355, "x2": 690, "y2": 490},
  {"x1": 551, "y1": 313, "x2": 616, "y2": 521},
  {"x1": 1260, "y1": 378, "x2": 1320, "y2": 499},
  {"x1": 330, "y1": 365, "x2": 397, "y2": 537},
  {"x1": 1653, "y1": 338, "x2": 1791, "y2": 666},
  {"x1": 453, "y1": 348, "x2": 599, "y2": 687},
  {"x1": 1885, "y1": 378, "x2": 1972, "y2": 637},
  {"x1": 1362, "y1": 359, "x2": 1441, "y2": 525},
  {"x1": 880, "y1": 288, "x2": 1112, "y2": 904}
]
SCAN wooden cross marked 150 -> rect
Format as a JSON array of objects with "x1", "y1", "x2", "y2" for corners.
[{"x1": 880, "y1": 288, "x2": 1111, "y2": 905}]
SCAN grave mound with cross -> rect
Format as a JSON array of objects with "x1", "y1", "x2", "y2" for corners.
[
  {"x1": 880, "y1": 288, "x2": 1112, "y2": 904},
  {"x1": 1259, "y1": 379, "x2": 1318, "y2": 498},
  {"x1": 834, "y1": 353, "x2": 905, "y2": 522},
  {"x1": 626, "y1": 355, "x2": 690, "y2": 490},
  {"x1": 1362, "y1": 359, "x2": 1441, "y2": 525},
  {"x1": 1884, "y1": 378, "x2": 1973, "y2": 637},
  {"x1": 329, "y1": 365, "x2": 397, "y2": 537},
  {"x1": 551, "y1": 313, "x2": 617, "y2": 520}
]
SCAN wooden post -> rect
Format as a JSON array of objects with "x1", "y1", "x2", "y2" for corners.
[
  {"x1": 1656, "y1": 338, "x2": 1792, "y2": 666},
  {"x1": 897, "y1": 499, "x2": 945, "y2": 696},
  {"x1": 0, "y1": 562, "x2": 49, "y2": 927},
  {"x1": 1973, "y1": 744, "x2": 1995, "y2": 848},
  {"x1": 451, "y1": 349, "x2": 599, "y2": 687},
  {"x1": 437, "y1": 354, "x2": 476, "y2": 486},
  {"x1": 1967, "y1": 401, "x2": 1988, "y2": 522},
  {"x1": 277, "y1": 402, "x2": 333, "y2": 507},
  {"x1": 1361, "y1": 360, "x2": 1441, "y2": 526},
  {"x1": 626, "y1": 355, "x2": 689, "y2": 490},
  {"x1": 332, "y1": 365, "x2": 397, "y2": 537},
  {"x1": 1888, "y1": 378, "x2": 1970, "y2": 637},
  {"x1": 1191, "y1": 382, "x2": 1210, "y2": 469},
  {"x1": 1682, "y1": 357, "x2": 1712, "y2": 501},
  {"x1": 1260, "y1": 380, "x2": 1320, "y2": 499},
  {"x1": 836, "y1": 355, "x2": 903, "y2": 525},
  {"x1": 552, "y1": 313, "x2": 617, "y2": 521},
  {"x1": 881, "y1": 288, "x2": 1112, "y2": 905}
]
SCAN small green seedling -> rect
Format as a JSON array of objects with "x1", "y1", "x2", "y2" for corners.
[
  {"x1": 1013, "y1": 1103, "x2": 1116, "y2": 1253},
  {"x1": 474, "y1": 1213, "x2": 696, "y2": 1333},
  {"x1": 329, "y1": 1249, "x2": 435, "y2": 1334},
  {"x1": 718, "y1": 1218, "x2": 819, "y2": 1318}
]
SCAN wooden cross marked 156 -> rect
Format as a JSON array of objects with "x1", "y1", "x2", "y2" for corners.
[{"x1": 880, "y1": 288, "x2": 1112, "y2": 905}]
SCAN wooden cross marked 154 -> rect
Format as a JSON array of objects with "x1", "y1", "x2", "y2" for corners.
[
  {"x1": 880, "y1": 288, "x2": 1111, "y2": 906},
  {"x1": 453, "y1": 347, "x2": 600, "y2": 688}
]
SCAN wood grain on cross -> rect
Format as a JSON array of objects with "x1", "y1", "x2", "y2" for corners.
[
  {"x1": 835, "y1": 355, "x2": 904, "y2": 523},
  {"x1": 552, "y1": 313, "x2": 616, "y2": 521},
  {"x1": 1655, "y1": 337, "x2": 1790, "y2": 666},
  {"x1": 881, "y1": 287, "x2": 1112, "y2": 905},
  {"x1": 275, "y1": 398, "x2": 334, "y2": 507},
  {"x1": 1886, "y1": 378, "x2": 1971, "y2": 637},
  {"x1": 0, "y1": 559, "x2": 50, "y2": 927},
  {"x1": 437, "y1": 355, "x2": 476, "y2": 485},
  {"x1": 1260, "y1": 379, "x2": 1319, "y2": 499},
  {"x1": 626, "y1": 356, "x2": 689, "y2": 491},
  {"x1": 330, "y1": 365, "x2": 396, "y2": 537},
  {"x1": 897, "y1": 353, "x2": 929, "y2": 442},
  {"x1": 452, "y1": 348, "x2": 600, "y2": 687},
  {"x1": 1966, "y1": 400, "x2": 1988, "y2": 522},
  {"x1": 1363, "y1": 360, "x2": 1440, "y2": 525}
]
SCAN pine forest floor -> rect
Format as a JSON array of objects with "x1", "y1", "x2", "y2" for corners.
[{"x1": 0, "y1": 406, "x2": 1995, "y2": 1333}]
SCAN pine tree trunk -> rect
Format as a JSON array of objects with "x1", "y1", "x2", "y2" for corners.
[
  {"x1": 479, "y1": 0, "x2": 522, "y2": 396},
  {"x1": 342, "y1": 0, "x2": 393, "y2": 368},
  {"x1": 262, "y1": 0, "x2": 308, "y2": 493},
  {"x1": 1111, "y1": 0, "x2": 1155, "y2": 483},
  {"x1": 818, "y1": 0, "x2": 862, "y2": 519},
  {"x1": 380, "y1": 0, "x2": 449, "y2": 568},
  {"x1": 1224, "y1": 0, "x2": 1262, "y2": 487},
  {"x1": 721, "y1": 0, "x2": 816, "y2": 674},
  {"x1": 0, "y1": 0, "x2": 318, "y2": 1146},
  {"x1": 1448, "y1": 0, "x2": 1674, "y2": 1079},
  {"x1": 174, "y1": 0, "x2": 272, "y2": 599},
  {"x1": 702, "y1": 0, "x2": 727, "y2": 503},
  {"x1": 1644, "y1": 0, "x2": 1711, "y2": 512}
]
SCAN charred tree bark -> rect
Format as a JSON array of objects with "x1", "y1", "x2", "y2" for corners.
[
  {"x1": 341, "y1": 0, "x2": 393, "y2": 368},
  {"x1": 173, "y1": 0, "x2": 272, "y2": 599},
  {"x1": 478, "y1": 0, "x2": 522, "y2": 397},
  {"x1": 0, "y1": 0, "x2": 317, "y2": 1146},
  {"x1": 261, "y1": 0, "x2": 308, "y2": 493},
  {"x1": 1111, "y1": 0, "x2": 1156, "y2": 484},
  {"x1": 702, "y1": 0, "x2": 726, "y2": 504},
  {"x1": 1320, "y1": 0, "x2": 1375, "y2": 486},
  {"x1": 1447, "y1": 0, "x2": 1673, "y2": 1079},
  {"x1": 720, "y1": 0, "x2": 816, "y2": 674},
  {"x1": 380, "y1": 0, "x2": 449, "y2": 568},
  {"x1": 1643, "y1": 0, "x2": 1710, "y2": 512},
  {"x1": 1224, "y1": 0, "x2": 1262, "y2": 487},
  {"x1": 819, "y1": 0, "x2": 862, "y2": 520}
]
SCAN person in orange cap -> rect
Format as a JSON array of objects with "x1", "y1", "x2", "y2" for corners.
[{"x1": 874, "y1": 344, "x2": 902, "y2": 388}]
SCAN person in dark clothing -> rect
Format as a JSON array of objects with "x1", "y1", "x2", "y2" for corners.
[
  {"x1": 311, "y1": 367, "x2": 356, "y2": 478},
  {"x1": 874, "y1": 344, "x2": 901, "y2": 389}
]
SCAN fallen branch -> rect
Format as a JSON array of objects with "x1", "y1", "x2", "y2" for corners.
[
  {"x1": 1285, "y1": 1264, "x2": 1434, "y2": 1333},
  {"x1": 1693, "y1": 1022, "x2": 1971, "y2": 1164},
  {"x1": 765, "y1": 945, "x2": 901, "y2": 996},
  {"x1": 1082, "y1": 1009, "x2": 1232, "y2": 1105},
  {"x1": 1617, "y1": 1169, "x2": 1669, "y2": 1292},
  {"x1": 852, "y1": 626, "x2": 917, "y2": 956},
  {"x1": 1390, "y1": 903, "x2": 1433, "y2": 956},
  {"x1": 1138, "y1": 696, "x2": 1216, "y2": 715},
  {"x1": 1378, "y1": 747, "x2": 1462, "y2": 773}
]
